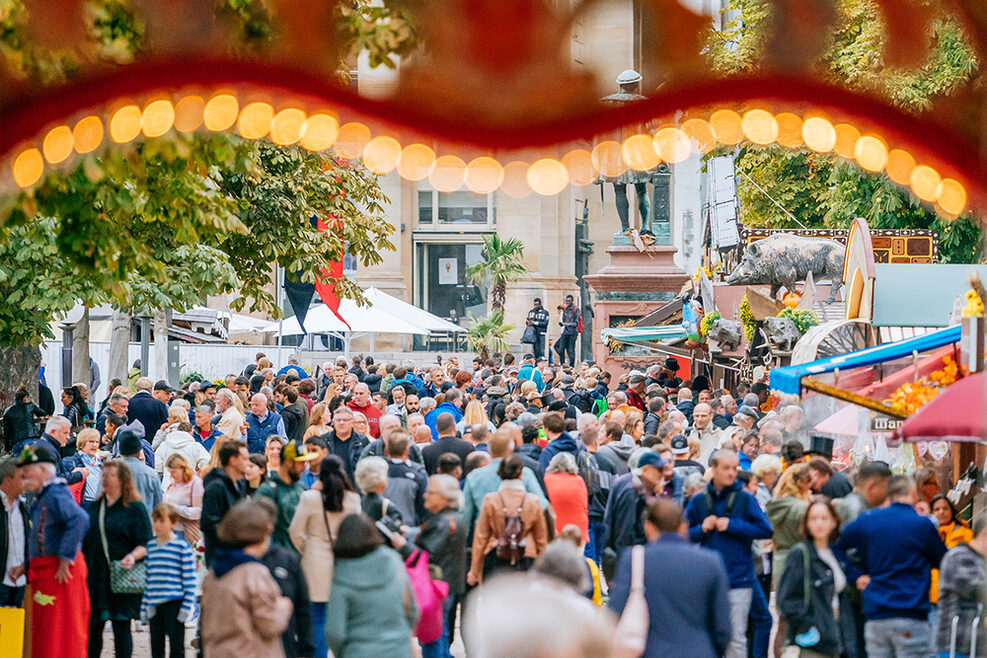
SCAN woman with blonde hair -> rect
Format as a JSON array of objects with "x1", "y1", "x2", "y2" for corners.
[
  {"x1": 456, "y1": 399, "x2": 496, "y2": 434},
  {"x1": 766, "y1": 462, "x2": 813, "y2": 657},
  {"x1": 351, "y1": 411, "x2": 369, "y2": 437},
  {"x1": 163, "y1": 453, "x2": 204, "y2": 546},
  {"x1": 304, "y1": 402, "x2": 331, "y2": 439}
]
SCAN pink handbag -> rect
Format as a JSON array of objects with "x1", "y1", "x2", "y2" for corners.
[{"x1": 405, "y1": 549, "x2": 449, "y2": 643}]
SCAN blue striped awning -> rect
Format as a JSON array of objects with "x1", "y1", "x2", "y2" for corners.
[{"x1": 769, "y1": 325, "x2": 961, "y2": 396}]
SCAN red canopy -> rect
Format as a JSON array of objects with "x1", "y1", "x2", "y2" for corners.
[{"x1": 893, "y1": 371, "x2": 987, "y2": 443}]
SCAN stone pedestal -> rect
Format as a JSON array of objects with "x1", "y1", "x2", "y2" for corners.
[{"x1": 583, "y1": 245, "x2": 689, "y2": 374}]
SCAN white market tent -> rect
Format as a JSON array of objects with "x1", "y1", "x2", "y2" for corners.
[
  {"x1": 363, "y1": 287, "x2": 463, "y2": 334},
  {"x1": 262, "y1": 289, "x2": 461, "y2": 356}
]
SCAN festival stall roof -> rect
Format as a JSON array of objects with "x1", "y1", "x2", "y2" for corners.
[
  {"x1": 599, "y1": 326, "x2": 688, "y2": 343},
  {"x1": 871, "y1": 264, "x2": 987, "y2": 327},
  {"x1": 769, "y1": 324, "x2": 961, "y2": 401},
  {"x1": 892, "y1": 372, "x2": 986, "y2": 443}
]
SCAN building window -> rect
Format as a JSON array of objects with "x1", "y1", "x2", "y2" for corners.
[
  {"x1": 414, "y1": 242, "x2": 488, "y2": 320},
  {"x1": 417, "y1": 189, "x2": 495, "y2": 229}
]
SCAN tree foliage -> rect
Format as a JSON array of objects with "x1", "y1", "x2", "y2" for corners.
[
  {"x1": 709, "y1": 0, "x2": 982, "y2": 263},
  {"x1": 465, "y1": 234, "x2": 527, "y2": 313},
  {"x1": 0, "y1": 0, "x2": 399, "y2": 349}
]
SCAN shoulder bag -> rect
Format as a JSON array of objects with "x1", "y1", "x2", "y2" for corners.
[
  {"x1": 613, "y1": 544, "x2": 648, "y2": 657},
  {"x1": 99, "y1": 501, "x2": 146, "y2": 594}
]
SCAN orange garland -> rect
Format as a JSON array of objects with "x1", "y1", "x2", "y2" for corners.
[{"x1": 886, "y1": 354, "x2": 961, "y2": 415}]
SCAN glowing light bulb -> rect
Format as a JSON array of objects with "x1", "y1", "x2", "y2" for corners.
[
  {"x1": 501, "y1": 161, "x2": 532, "y2": 198},
  {"x1": 270, "y1": 108, "x2": 306, "y2": 145},
  {"x1": 429, "y1": 155, "x2": 466, "y2": 192},
  {"x1": 141, "y1": 100, "x2": 175, "y2": 138},
  {"x1": 397, "y1": 144, "x2": 436, "y2": 181},
  {"x1": 174, "y1": 96, "x2": 205, "y2": 133},
  {"x1": 591, "y1": 141, "x2": 625, "y2": 179},
  {"x1": 741, "y1": 109, "x2": 779, "y2": 145},
  {"x1": 622, "y1": 134, "x2": 660, "y2": 172},
  {"x1": 109, "y1": 105, "x2": 142, "y2": 143},
  {"x1": 300, "y1": 114, "x2": 339, "y2": 151},
  {"x1": 802, "y1": 117, "x2": 836, "y2": 153},
  {"x1": 237, "y1": 102, "x2": 274, "y2": 140},
  {"x1": 362, "y1": 136, "x2": 402, "y2": 174},
  {"x1": 527, "y1": 159, "x2": 569, "y2": 196},
  {"x1": 854, "y1": 135, "x2": 888, "y2": 173},
  {"x1": 562, "y1": 149, "x2": 595, "y2": 186},
  {"x1": 910, "y1": 165, "x2": 941, "y2": 202},
  {"x1": 42, "y1": 126, "x2": 74, "y2": 164},
  {"x1": 465, "y1": 157, "x2": 504, "y2": 194},
  {"x1": 12, "y1": 148, "x2": 44, "y2": 188},
  {"x1": 709, "y1": 110, "x2": 743, "y2": 145},
  {"x1": 203, "y1": 94, "x2": 239, "y2": 132}
]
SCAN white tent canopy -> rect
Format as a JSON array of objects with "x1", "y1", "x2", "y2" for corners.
[
  {"x1": 261, "y1": 299, "x2": 429, "y2": 337},
  {"x1": 363, "y1": 287, "x2": 463, "y2": 333}
]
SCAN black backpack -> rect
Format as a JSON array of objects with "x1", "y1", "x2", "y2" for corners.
[{"x1": 495, "y1": 493, "x2": 527, "y2": 565}]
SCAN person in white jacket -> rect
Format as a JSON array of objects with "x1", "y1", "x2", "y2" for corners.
[{"x1": 155, "y1": 414, "x2": 211, "y2": 488}]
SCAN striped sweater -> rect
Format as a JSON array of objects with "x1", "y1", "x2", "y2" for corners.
[{"x1": 140, "y1": 536, "x2": 198, "y2": 622}]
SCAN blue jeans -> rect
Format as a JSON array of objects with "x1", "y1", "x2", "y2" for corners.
[
  {"x1": 420, "y1": 597, "x2": 452, "y2": 658},
  {"x1": 748, "y1": 577, "x2": 772, "y2": 658},
  {"x1": 585, "y1": 519, "x2": 605, "y2": 565},
  {"x1": 312, "y1": 602, "x2": 327, "y2": 658},
  {"x1": 865, "y1": 618, "x2": 932, "y2": 658}
]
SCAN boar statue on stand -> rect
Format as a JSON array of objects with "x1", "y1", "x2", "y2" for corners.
[{"x1": 726, "y1": 234, "x2": 845, "y2": 302}]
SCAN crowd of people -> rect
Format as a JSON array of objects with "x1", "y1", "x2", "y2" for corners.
[{"x1": 0, "y1": 349, "x2": 984, "y2": 658}]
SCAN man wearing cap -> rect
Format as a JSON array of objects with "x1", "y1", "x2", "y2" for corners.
[
  {"x1": 670, "y1": 434, "x2": 704, "y2": 479},
  {"x1": 524, "y1": 298, "x2": 551, "y2": 360},
  {"x1": 603, "y1": 451, "x2": 667, "y2": 559},
  {"x1": 517, "y1": 354, "x2": 545, "y2": 393},
  {"x1": 685, "y1": 450, "x2": 773, "y2": 658},
  {"x1": 256, "y1": 440, "x2": 316, "y2": 551},
  {"x1": 152, "y1": 379, "x2": 173, "y2": 405},
  {"x1": 116, "y1": 428, "x2": 162, "y2": 523},
  {"x1": 625, "y1": 373, "x2": 646, "y2": 412},
  {"x1": 127, "y1": 377, "x2": 169, "y2": 440},
  {"x1": 19, "y1": 443, "x2": 90, "y2": 658}
]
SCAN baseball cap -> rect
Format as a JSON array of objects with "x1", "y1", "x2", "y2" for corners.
[
  {"x1": 628, "y1": 373, "x2": 646, "y2": 385},
  {"x1": 637, "y1": 451, "x2": 667, "y2": 469},
  {"x1": 670, "y1": 434, "x2": 689, "y2": 456},
  {"x1": 282, "y1": 440, "x2": 318, "y2": 463},
  {"x1": 153, "y1": 380, "x2": 173, "y2": 393}
]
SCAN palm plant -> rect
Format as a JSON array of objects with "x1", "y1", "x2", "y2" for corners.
[
  {"x1": 465, "y1": 310, "x2": 514, "y2": 361},
  {"x1": 465, "y1": 234, "x2": 527, "y2": 312}
]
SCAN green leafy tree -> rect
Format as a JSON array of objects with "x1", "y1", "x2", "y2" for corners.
[
  {"x1": 465, "y1": 234, "x2": 527, "y2": 313},
  {"x1": 709, "y1": 0, "x2": 982, "y2": 263},
  {"x1": 465, "y1": 310, "x2": 513, "y2": 362},
  {"x1": 0, "y1": 1, "x2": 402, "y2": 399}
]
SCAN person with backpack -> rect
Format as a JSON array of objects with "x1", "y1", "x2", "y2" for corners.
[
  {"x1": 553, "y1": 295, "x2": 581, "y2": 367},
  {"x1": 685, "y1": 449, "x2": 773, "y2": 658},
  {"x1": 777, "y1": 497, "x2": 848, "y2": 658},
  {"x1": 467, "y1": 455, "x2": 548, "y2": 584}
]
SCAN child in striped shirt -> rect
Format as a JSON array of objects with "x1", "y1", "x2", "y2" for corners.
[{"x1": 141, "y1": 503, "x2": 198, "y2": 658}]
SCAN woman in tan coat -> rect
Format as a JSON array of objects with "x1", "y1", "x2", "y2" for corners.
[
  {"x1": 467, "y1": 455, "x2": 548, "y2": 585},
  {"x1": 202, "y1": 498, "x2": 293, "y2": 658},
  {"x1": 289, "y1": 455, "x2": 361, "y2": 658}
]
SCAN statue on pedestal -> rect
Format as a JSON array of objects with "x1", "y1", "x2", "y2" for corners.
[{"x1": 594, "y1": 70, "x2": 672, "y2": 245}]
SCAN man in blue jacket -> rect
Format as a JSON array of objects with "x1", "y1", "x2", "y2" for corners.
[
  {"x1": 609, "y1": 498, "x2": 732, "y2": 658},
  {"x1": 424, "y1": 387, "x2": 464, "y2": 440},
  {"x1": 838, "y1": 474, "x2": 947, "y2": 658},
  {"x1": 685, "y1": 449, "x2": 772, "y2": 658},
  {"x1": 517, "y1": 354, "x2": 545, "y2": 393},
  {"x1": 127, "y1": 377, "x2": 168, "y2": 439},
  {"x1": 244, "y1": 392, "x2": 286, "y2": 454}
]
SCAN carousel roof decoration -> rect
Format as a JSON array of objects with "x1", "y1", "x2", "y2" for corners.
[{"x1": 2, "y1": 0, "x2": 986, "y2": 220}]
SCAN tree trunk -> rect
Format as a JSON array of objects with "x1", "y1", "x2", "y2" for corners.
[
  {"x1": 153, "y1": 309, "x2": 170, "y2": 383},
  {"x1": 109, "y1": 310, "x2": 131, "y2": 385},
  {"x1": 491, "y1": 282, "x2": 506, "y2": 313},
  {"x1": 0, "y1": 344, "x2": 41, "y2": 409},
  {"x1": 71, "y1": 307, "x2": 90, "y2": 390}
]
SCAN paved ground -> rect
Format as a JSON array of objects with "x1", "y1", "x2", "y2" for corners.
[{"x1": 101, "y1": 620, "x2": 468, "y2": 657}]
